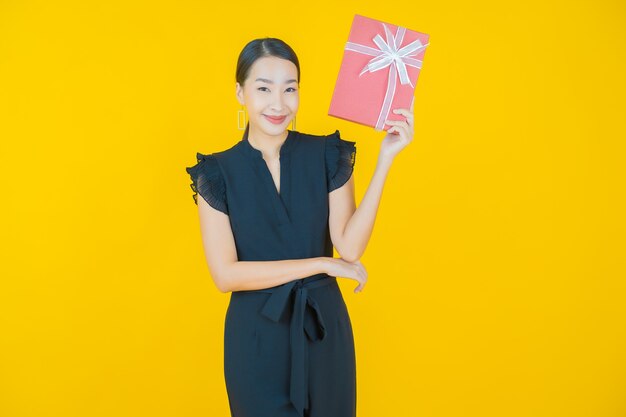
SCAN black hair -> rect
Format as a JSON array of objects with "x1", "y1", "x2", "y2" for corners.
[{"x1": 236, "y1": 38, "x2": 300, "y2": 139}]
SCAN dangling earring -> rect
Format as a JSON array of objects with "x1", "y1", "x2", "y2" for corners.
[
  {"x1": 237, "y1": 105, "x2": 246, "y2": 130},
  {"x1": 291, "y1": 115, "x2": 297, "y2": 130}
]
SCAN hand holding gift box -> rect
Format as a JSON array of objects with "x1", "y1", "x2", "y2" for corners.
[{"x1": 328, "y1": 14, "x2": 430, "y2": 131}]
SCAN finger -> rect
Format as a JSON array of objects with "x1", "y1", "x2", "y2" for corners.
[
  {"x1": 387, "y1": 117, "x2": 414, "y2": 135},
  {"x1": 392, "y1": 108, "x2": 411, "y2": 116},
  {"x1": 389, "y1": 123, "x2": 410, "y2": 138},
  {"x1": 410, "y1": 97, "x2": 414, "y2": 112},
  {"x1": 392, "y1": 108, "x2": 414, "y2": 121},
  {"x1": 387, "y1": 124, "x2": 407, "y2": 136},
  {"x1": 385, "y1": 119, "x2": 410, "y2": 128}
]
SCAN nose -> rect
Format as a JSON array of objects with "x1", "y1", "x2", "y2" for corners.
[{"x1": 269, "y1": 90, "x2": 286, "y2": 112}]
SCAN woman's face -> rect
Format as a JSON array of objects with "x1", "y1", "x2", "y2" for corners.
[{"x1": 236, "y1": 56, "x2": 299, "y2": 137}]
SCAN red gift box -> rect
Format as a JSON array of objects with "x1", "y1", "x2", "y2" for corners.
[{"x1": 328, "y1": 14, "x2": 430, "y2": 131}]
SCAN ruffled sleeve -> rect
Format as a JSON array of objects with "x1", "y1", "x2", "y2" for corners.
[
  {"x1": 324, "y1": 129, "x2": 357, "y2": 192},
  {"x1": 185, "y1": 153, "x2": 229, "y2": 215}
]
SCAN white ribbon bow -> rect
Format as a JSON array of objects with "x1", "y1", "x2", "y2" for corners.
[{"x1": 345, "y1": 22, "x2": 429, "y2": 130}]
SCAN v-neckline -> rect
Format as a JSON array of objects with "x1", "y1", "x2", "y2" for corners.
[
  {"x1": 238, "y1": 129, "x2": 296, "y2": 224},
  {"x1": 242, "y1": 129, "x2": 294, "y2": 195},
  {"x1": 263, "y1": 156, "x2": 282, "y2": 196}
]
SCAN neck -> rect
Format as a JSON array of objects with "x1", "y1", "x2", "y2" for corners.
[{"x1": 247, "y1": 126, "x2": 288, "y2": 158}]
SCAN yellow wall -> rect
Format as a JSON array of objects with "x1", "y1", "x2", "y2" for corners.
[{"x1": 1, "y1": 1, "x2": 624, "y2": 416}]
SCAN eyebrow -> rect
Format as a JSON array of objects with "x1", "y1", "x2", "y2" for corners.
[{"x1": 255, "y1": 78, "x2": 298, "y2": 84}]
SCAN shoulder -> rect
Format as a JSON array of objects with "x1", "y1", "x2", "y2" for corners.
[
  {"x1": 205, "y1": 141, "x2": 242, "y2": 163},
  {"x1": 291, "y1": 129, "x2": 325, "y2": 149},
  {"x1": 322, "y1": 129, "x2": 356, "y2": 151},
  {"x1": 295, "y1": 128, "x2": 355, "y2": 143},
  {"x1": 187, "y1": 140, "x2": 245, "y2": 176},
  {"x1": 185, "y1": 140, "x2": 241, "y2": 192},
  {"x1": 322, "y1": 130, "x2": 357, "y2": 192},
  {"x1": 292, "y1": 129, "x2": 356, "y2": 161},
  {"x1": 184, "y1": 143, "x2": 241, "y2": 214},
  {"x1": 293, "y1": 129, "x2": 357, "y2": 192},
  {"x1": 293, "y1": 129, "x2": 356, "y2": 151}
]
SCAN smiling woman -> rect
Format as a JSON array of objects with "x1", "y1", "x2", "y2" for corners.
[
  {"x1": 186, "y1": 38, "x2": 360, "y2": 417},
  {"x1": 184, "y1": 36, "x2": 408, "y2": 417}
]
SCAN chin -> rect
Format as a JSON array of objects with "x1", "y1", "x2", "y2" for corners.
[{"x1": 257, "y1": 125, "x2": 284, "y2": 136}]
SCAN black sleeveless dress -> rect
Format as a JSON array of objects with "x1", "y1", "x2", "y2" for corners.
[{"x1": 186, "y1": 128, "x2": 357, "y2": 417}]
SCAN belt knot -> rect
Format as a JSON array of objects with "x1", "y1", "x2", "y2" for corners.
[{"x1": 256, "y1": 275, "x2": 336, "y2": 416}]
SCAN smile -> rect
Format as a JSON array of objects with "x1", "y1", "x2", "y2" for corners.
[{"x1": 264, "y1": 114, "x2": 287, "y2": 124}]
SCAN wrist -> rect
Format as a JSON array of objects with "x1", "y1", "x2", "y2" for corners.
[
  {"x1": 316, "y1": 257, "x2": 330, "y2": 275},
  {"x1": 377, "y1": 152, "x2": 395, "y2": 166}
]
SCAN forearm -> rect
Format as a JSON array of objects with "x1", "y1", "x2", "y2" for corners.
[
  {"x1": 341, "y1": 156, "x2": 393, "y2": 261},
  {"x1": 217, "y1": 256, "x2": 328, "y2": 293}
]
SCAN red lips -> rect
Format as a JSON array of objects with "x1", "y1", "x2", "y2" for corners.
[{"x1": 264, "y1": 114, "x2": 287, "y2": 124}]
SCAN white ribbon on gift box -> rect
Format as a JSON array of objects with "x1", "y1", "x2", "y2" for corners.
[{"x1": 345, "y1": 22, "x2": 429, "y2": 130}]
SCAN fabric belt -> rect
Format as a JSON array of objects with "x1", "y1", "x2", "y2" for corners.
[{"x1": 239, "y1": 273, "x2": 337, "y2": 416}]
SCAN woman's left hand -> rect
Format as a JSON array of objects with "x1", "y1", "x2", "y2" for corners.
[{"x1": 378, "y1": 99, "x2": 415, "y2": 161}]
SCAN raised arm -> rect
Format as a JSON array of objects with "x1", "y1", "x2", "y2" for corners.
[{"x1": 329, "y1": 105, "x2": 415, "y2": 263}]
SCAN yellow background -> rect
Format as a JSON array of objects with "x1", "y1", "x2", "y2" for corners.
[{"x1": 1, "y1": 0, "x2": 625, "y2": 416}]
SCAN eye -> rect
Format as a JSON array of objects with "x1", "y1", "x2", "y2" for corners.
[
  {"x1": 286, "y1": 87, "x2": 297, "y2": 92},
  {"x1": 257, "y1": 87, "x2": 269, "y2": 92}
]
